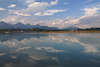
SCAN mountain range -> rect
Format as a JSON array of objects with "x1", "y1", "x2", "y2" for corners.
[
  {"x1": 0, "y1": 21, "x2": 100, "y2": 31},
  {"x1": 0, "y1": 21, "x2": 59, "y2": 30}
]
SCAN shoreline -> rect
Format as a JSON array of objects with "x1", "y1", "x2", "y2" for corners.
[{"x1": 0, "y1": 30, "x2": 100, "y2": 34}]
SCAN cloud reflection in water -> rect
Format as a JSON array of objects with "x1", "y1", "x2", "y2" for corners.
[{"x1": 0, "y1": 33, "x2": 100, "y2": 67}]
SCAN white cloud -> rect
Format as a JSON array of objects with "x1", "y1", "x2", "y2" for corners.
[
  {"x1": 15, "y1": 12, "x2": 31, "y2": 16},
  {"x1": 8, "y1": 9, "x2": 31, "y2": 16},
  {"x1": 0, "y1": 15, "x2": 40, "y2": 25},
  {"x1": 28, "y1": 2, "x2": 49, "y2": 8},
  {"x1": 35, "y1": 9, "x2": 66, "y2": 16},
  {"x1": 0, "y1": 8, "x2": 6, "y2": 11},
  {"x1": 25, "y1": 0, "x2": 35, "y2": 4},
  {"x1": 2, "y1": 5, "x2": 100, "y2": 28},
  {"x1": 0, "y1": 0, "x2": 64, "y2": 26},
  {"x1": 50, "y1": 0, "x2": 58, "y2": 5},
  {"x1": 7, "y1": 2, "x2": 50, "y2": 17},
  {"x1": 76, "y1": 15, "x2": 100, "y2": 28},
  {"x1": 8, "y1": 4, "x2": 16, "y2": 8},
  {"x1": 3, "y1": 0, "x2": 100, "y2": 29},
  {"x1": 25, "y1": 1, "x2": 51, "y2": 13},
  {"x1": 74, "y1": 7, "x2": 100, "y2": 28},
  {"x1": 54, "y1": 7, "x2": 100, "y2": 28},
  {"x1": 1, "y1": 15, "x2": 23, "y2": 24},
  {"x1": 8, "y1": 0, "x2": 60, "y2": 17},
  {"x1": 1, "y1": 16, "x2": 17, "y2": 23},
  {"x1": 13, "y1": 11, "x2": 30, "y2": 16},
  {"x1": 84, "y1": 7, "x2": 100, "y2": 16}
]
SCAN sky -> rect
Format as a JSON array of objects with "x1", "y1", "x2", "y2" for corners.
[{"x1": 0, "y1": 0, "x2": 100, "y2": 28}]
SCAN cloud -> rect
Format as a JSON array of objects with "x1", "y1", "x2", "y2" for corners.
[
  {"x1": 28, "y1": 2, "x2": 49, "y2": 8},
  {"x1": 9, "y1": 10, "x2": 31, "y2": 16},
  {"x1": 1, "y1": 0, "x2": 100, "y2": 29},
  {"x1": 0, "y1": 0, "x2": 65, "y2": 26},
  {"x1": 35, "y1": 9, "x2": 66, "y2": 16},
  {"x1": 0, "y1": 8, "x2": 6, "y2": 11},
  {"x1": 76, "y1": 15, "x2": 100, "y2": 28},
  {"x1": 0, "y1": 15, "x2": 40, "y2": 25},
  {"x1": 53, "y1": 6, "x2": 100, "y2": 28},
  {"x1": 25, "y1": 0, "x2": 35, "y2": 4},
  {"x1": 8, "y1": 4, "x2": 16, "y2": 8},
  {"x1": 50, "y1": 0, "x2": 58, "y2": 5},
  {"x1": 24, "y1": 1, "x2": 53, "y2": 13},
  {"x1": 83, "y1": 7, "x2": 100, "y2": 16},
  {"x1": 74, "y1": 7, "x2": 100, "y2": 28},
  {"x1": 7, "y1": 0, "x2": 60, "y2": 17},
  {"x1": 15, "y1": 12, "x2": 31, "y2": 16},
  {"x1": 1, "y1": 16, "x2": 20, "y2": 24},
  {"x1": 7, "y1": 1, "x2": 51, "y2": 17}
]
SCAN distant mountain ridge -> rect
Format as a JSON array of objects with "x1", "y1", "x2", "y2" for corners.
[
  {"x1": 0, "y1": 21, "x2": 100, "y2": 31},
  {"x1": 0, "y1": 21, "x2": 13, "y2": 29},
  {"x1": 0, "y1": 21, "x2": 59, "y2": 30}
]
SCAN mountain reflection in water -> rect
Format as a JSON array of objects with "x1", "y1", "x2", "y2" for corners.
[{"x1": 0, "y1": 33, "x2": 100, "y2": 67}]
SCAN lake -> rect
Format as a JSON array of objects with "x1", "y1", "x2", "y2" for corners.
[{"x1": 0, "y1": 33, "x2": 100, "y2": 67}]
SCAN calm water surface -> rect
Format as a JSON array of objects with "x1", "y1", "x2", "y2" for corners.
[{"x1": 0, "y1": 33, "x2": 100, "y2": 67}]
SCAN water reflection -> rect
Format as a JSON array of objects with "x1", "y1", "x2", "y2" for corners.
[{"x1": 0, "y1": 33, "x2": 100, "y2": 67}]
